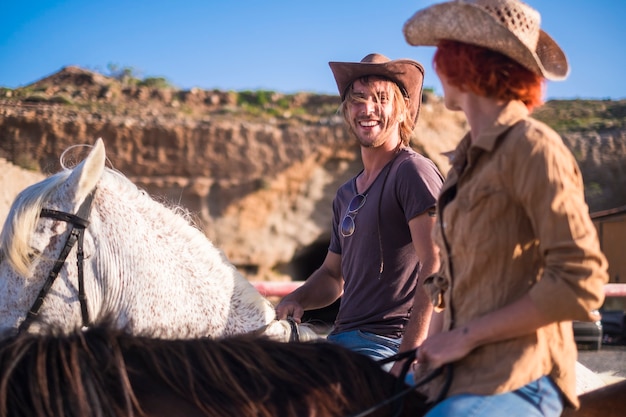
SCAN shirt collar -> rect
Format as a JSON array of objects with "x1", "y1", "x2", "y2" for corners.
[
  {"x1": 442, "y1": 101, "x2": 530, "y2": 185},
  {"x1": 471, "y1": 100, "x2": 529, "y2": 152}
]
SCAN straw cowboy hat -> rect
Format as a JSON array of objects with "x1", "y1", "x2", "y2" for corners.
[
  {"x1": 403, "y1": 0, "x2": 569, "y2": 81},
  {"x1": 328, "y1": 53, "x2": 425, "y2": 123}
]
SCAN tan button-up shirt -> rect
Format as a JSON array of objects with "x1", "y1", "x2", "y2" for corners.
[{"x1": 425, "y1": 101, "x2": 608, "y2": 407}]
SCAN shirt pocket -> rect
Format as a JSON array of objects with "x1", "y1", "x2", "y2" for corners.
[{"x1": 453, "y1": 179, "x2": 511, "y2": 251}]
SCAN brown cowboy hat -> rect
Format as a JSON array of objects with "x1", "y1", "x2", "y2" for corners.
[
  {"x1": 403, "y1": 0, "x2": 569, "y2": 81},
  {"x1": 328, "y1": 53, "x2": 425, "y2": 123}
]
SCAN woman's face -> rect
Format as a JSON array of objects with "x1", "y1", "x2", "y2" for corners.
[{"x1": 436, "y1": 67, "x2": 463, "y2": 112}]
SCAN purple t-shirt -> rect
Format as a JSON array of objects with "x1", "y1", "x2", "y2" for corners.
[{"x1": 329, "y1": 147, "x2": 443, "y2": 338}]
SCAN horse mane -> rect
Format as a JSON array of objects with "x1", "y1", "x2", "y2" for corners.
[
  {"x1": 0, "y1": 164, "x2": 202, "y2": 277},
  {"x1": 0, "y1": 323, "x2": 429, "y2": 417},
  {"x1": 0, "y1": 324, "x2": 139, "y2": 417},
  {"x1": 0, "y1": 172, "x2": 70, "y2": 276}
]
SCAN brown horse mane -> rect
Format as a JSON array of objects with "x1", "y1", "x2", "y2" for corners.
[
  {"x1": 0, "y1": 325, "x2": 138, "y2": 417},
  {"x1": 0, "y1": 323, "x2": 430, "y2": 417}
]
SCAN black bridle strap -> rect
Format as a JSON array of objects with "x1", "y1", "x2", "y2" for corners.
[
  {"x1": 247, "y1": 317, "x2": 300, "y2": 342},
  {"x1": 39, "y1": 210, "x2": 90, "y2": 229},
  {"x1": 345, "y1": 348, "x2": 453, "y2": 417},
  {"x1": 18, "y1": 191, "x2": 96, "y2": 333},
  {"x1": 345, "y1": 365, "x2": 449, "y2": 417},
  {"x1": 377, "y1": 347, "x2": 419, "y2": 365},
  {"x1": 287, "y1": 316, "x2": 300, "y2": 342},
  {"x1": 76, "y1": 221, "x2": 89, "y2": 325},
  {"x1": 384, "y1": 348, "x2": 454, "y2": 403},
  {"x1": 18, "y1": 226, "x2": 81, "y2": 333}
]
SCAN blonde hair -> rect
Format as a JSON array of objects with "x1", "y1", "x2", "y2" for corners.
[{"x1": 340, "y1": 76, "x2": 414, "y2": 146}]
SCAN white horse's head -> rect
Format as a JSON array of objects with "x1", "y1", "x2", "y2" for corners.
[{"x1": 0, "y1": 139, "x2": 316, "y2": 341}]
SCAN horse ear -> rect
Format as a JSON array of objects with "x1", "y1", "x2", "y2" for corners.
[{"x1": 66, "y1": 138, "x2": 106, "y2": 204}]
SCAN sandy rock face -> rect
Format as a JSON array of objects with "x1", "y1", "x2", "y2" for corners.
[{"x1": 1, "y1": 66, "x2": 624, "y2": 281}]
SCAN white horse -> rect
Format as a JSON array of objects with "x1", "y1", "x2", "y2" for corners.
[{"x1": 0, "y1": 138, "x2": 315, "y2": 342}]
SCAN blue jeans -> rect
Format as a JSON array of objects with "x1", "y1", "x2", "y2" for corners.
[
  {"x1": 426, "y1": 375, "x2": 563, "y2": 417},
  {"x1": 327, "y1": 330, "x2": 401, "y2": 371}
]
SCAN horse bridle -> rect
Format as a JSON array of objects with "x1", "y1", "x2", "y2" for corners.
[
  {"x1": 18, "y1": 190, "x2": 97, "y2": 334},
  {"x1": 286, "y1": 316, "x2": 300, "y2": 342},
  {"x1": 346, "y1": 349, "x2": 453, "y2": 417}
]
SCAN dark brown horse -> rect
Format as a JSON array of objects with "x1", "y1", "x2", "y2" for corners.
[
  {"x1": 0, "y1": 324, "x2": 621, "y2": 417},
  {"x1": 0, "y1": 324, "x2": 430, "y2": 417},
  {"x1": 562, "y1": 378, "x2": 626, "y2": 417}
]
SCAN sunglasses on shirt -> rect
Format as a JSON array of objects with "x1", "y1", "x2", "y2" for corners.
[{"x1": 340, "y1": 193, "x2": 367, "y2": 237}]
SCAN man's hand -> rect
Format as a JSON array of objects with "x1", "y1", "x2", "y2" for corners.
[{"x1": 275, "y1": 300, "x2": 305, "y2": 323}]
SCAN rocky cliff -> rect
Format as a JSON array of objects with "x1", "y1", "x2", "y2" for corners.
[{"x1": 1, "y1": 66, "x2": 624, "y2": 282}]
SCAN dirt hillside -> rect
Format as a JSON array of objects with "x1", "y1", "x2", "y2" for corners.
[{"x1": 1, "y1": 66, "x2": 624, "y2": 281}]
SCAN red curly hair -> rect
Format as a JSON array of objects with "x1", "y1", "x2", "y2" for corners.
[{"x1": 433, "y1": 40, "x2": 545, "y2": 111}]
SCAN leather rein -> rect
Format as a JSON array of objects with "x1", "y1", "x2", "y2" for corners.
[
  {"x1": 346, "y1": 349, "x2": 453, "y2": 417},
  {"x1": 18, "y1": 191, "x2": 97, "y2": 334}
]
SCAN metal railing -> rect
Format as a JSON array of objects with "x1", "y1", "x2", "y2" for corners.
[{"x1": 252, "y1": 281, "x2": 626, "y2": 298}]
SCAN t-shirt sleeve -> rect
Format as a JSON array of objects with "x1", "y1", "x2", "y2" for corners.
[{"x1": 395, "y1": 155, "x2": 444, "y2": 221}]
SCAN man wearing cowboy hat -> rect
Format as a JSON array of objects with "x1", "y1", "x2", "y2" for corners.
[
  {"x1": 402, "y1": 0, "x2": 608, "y2": 415},
  {"x1": 276, "y1": 53, "x2": 443, "y2": 375}
]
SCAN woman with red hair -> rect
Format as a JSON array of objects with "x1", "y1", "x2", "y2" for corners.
[{"x1": 403, "y1": 1, "x2": 608, "y2": 416}]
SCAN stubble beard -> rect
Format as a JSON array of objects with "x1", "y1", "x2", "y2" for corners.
[{"x1": 351, "y1": 118, "x2": 392, "y2": 149}]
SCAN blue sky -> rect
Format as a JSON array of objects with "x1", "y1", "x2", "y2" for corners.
[{"x1": 1, "y1": 1, "x2": 624, "y2": 100}]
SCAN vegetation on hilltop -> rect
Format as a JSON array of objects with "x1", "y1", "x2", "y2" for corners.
[
  {"x1": 0, "y1": 65, "x2": 341, "y2": 125},
  {"x1": 2, "y1": 65, "x2": 623, "y2": 136},
  {"x1": 534, "y1": 99, "x2": 626, "y2": 133}
]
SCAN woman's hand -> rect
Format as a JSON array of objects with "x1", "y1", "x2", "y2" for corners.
[{"x1": 417, "y1": 326, "x2": 476, "y2": 370}]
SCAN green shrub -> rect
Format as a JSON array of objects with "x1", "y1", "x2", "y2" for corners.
[
  {"x1": 48, "y1": 95, "x2": 74, "y2": 105},
  {"x1": 237, "y1": 90, "x2": 275, "y2": 107},
  {"x1": 106, "y1": 64, "x2": 140, "y2": 86},
  {"x1": 23, "y1": 94, "x2": 49, "y2": 103},
  {"x1": 139, "y1": 77, "x2": 172, "y2": 89}
]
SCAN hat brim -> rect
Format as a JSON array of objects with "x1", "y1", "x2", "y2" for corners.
[
  {"x1": 329, "y1": 59, "x2": 425, "y2": 123},
  {"x1": 403, "y1": 2, "x2": 569, "y2": 81}
]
